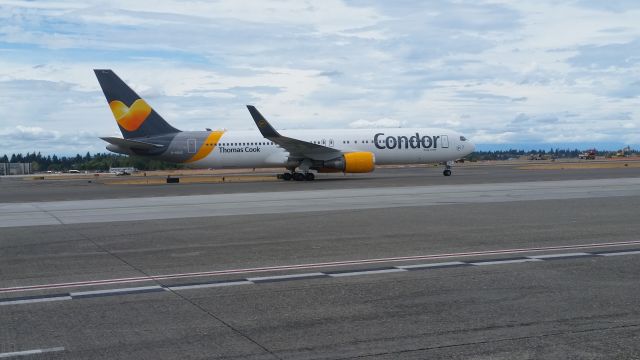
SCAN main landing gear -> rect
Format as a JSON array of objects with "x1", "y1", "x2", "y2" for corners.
[
  {"x1": 443, "y1": 161, "x2": 453, "y2": 176},
  {"x1": 281, "y1": 159, "x2": 316, "y2": 181},
  {"x1": 280, "y1": 172, "x2": 315, "y2": 181}
]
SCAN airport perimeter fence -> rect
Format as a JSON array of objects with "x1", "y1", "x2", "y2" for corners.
[{"x1": 0, "y1": 163, "x2": 32, "y2": 175}]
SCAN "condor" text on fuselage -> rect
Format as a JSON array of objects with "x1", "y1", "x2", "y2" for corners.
[{"x1": 374, "y1": 132, "x2": 442, "y2": 150}]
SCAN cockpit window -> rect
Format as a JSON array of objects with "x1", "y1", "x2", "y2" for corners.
[{"x1": 460, "y1": 136, "x2": 467, "y2": 141}]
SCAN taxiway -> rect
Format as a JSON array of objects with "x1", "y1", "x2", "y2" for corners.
[{"x1": 1, "y1": 165, "x2": 639, "y2": 359}]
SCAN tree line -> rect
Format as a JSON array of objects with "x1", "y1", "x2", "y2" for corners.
[
  {"x1": 465, "y1": 148, "x2": 635, "y2": 161},
  {"x1": 1, "y1": 152, "x2": 183, "y2": 171}
]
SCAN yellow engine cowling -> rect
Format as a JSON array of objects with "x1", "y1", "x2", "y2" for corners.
[
  {"x1": 343, "y1": 152, "x2": 375, "y2": 173},
  {"x1": 319, "y1": 152, "x2": 375, "y2": 173}
]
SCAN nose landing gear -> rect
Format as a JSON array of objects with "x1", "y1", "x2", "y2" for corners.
[{"x1": 443, "y1": 161, "x2": 453, "y2": 176}]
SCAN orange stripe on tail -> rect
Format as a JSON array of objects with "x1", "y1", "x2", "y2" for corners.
[{"x1": 185, "y1": 131, "x2": 225, "y2": 163}]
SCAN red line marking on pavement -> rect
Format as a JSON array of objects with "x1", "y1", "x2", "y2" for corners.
[{"x1": 2, "y1": 240, "x2": 639, "y2": 294}]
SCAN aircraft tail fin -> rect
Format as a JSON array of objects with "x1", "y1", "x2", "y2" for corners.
[{"x1": 94, "y1": 69, "x2": 180, "y2": 139}]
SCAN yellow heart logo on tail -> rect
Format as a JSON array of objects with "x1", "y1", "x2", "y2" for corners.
[{"x1": 109, "y1": 99, "x2": 152, "y2": 132}]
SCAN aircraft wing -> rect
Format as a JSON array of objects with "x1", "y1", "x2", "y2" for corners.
[
  {"x1": 246, "y1": 105, "x2": 342, "y2": 161},
  {"x1": 100, "y1": 137, "x2": 165, "y2": 150}
]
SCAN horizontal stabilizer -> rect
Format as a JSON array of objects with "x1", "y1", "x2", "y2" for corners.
[{"x1": 100, "y1": 137, "x2": 164, "y2": 150}]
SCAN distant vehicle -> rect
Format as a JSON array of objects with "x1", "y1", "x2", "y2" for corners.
[
  {"x1": 613, "y1": 146, "x2": 632, "y2": 158},
  {"x1": 579, "y1": 149, "x2": 596, "y2": 160},
  {"x1": 109, "y1": 167, "x2": 136, "y2": 175},
  {"x1": 528, "y1": 154, "x2": 555, "y2": 161},
  {"x1": 68, "y1": 169, "x2": 81, "y2": 173}
]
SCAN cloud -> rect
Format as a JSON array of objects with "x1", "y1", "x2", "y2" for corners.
[
  {"x1": 575, "y1": 0, "x2": 640, "y2": 13},
  {"x1": 609, "y1": 81, "x2": 640, "y2": 98},
  {"x1": 0, "y1": 125, "x2": 60, "y2": 140},
  {"x1": 0, "y1": 125, "x2": 103, "y2": 155},
  {"x1": 568, "y1": 40, "x2": 640, "y2": 69},
  {"x1": 349, "y1": 118, "x2": 405, "y2": 128},
  {"x1": 0, "y1": 0, "x2": 639, "y2": 155}
]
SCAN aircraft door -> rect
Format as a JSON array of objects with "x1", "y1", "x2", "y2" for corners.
[
  {"x1": 440, "y1": 135, "x2": 449, "y2": 149},
  {"x1": 187, "y1": 139, "x2": 197, "y2": 153}
]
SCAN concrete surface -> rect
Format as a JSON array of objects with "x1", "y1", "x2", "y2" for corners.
[
  {"x1": 2, "y1": 164, "x2": 640, "y2": 203},
  {"x1": 1, "y1": 166, "x2": 639, "y2": 359}
]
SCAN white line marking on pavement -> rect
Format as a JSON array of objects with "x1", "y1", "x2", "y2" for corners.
[
  {"x1": 328, "y1": 268, "x2": 407, "y2": 277},
  {"x1": 0, "y1": 347, "x2": 64, "y2": 358},
  {"x1": 0, "y1": 296, "x2": 71, "y2": 306},
  {"x1": 167, "y1": 281, "x2": 252, "y2": 291},
  {"x1": 598, "y1": 250, "x2": 640, "y2": 256},
  {"x1": 2, "y1": 240, "x2": 640, "y2": 294},
  {"x1": 528, "y1": 252, "x2": 592, "y2": 259},
  {"x1": 3, "y1": 245, "x2": 640, "y2": 306},
  {"x1": 70, "y1": 285, "x2": 165, "y2": 297},
  {"x1": 471, "y1": 258, "x2": 543, "y2": 266},
  {"x1": 247, "y1": 272, "x2": 326, "y2": 282},
  {"x1": 396, "y1": 261, "x2": 467, "y2": 269}
]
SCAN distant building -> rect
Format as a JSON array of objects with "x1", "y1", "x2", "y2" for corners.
[{"x1": 0, "y1": 163, "x2": 32, "y2": 175}]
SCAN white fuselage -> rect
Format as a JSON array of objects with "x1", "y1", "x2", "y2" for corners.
[{"x1": 189, "y1": 128, "x2": 474, "y2": 169}]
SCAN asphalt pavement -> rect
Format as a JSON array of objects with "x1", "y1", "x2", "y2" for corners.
[{"x1": 1, "y1": 166, "x2": 639, "y2": 359}]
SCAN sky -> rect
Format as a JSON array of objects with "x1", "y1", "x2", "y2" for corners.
[{"x1": 1, "y1": 0, "x2": 639, "y2": 155}]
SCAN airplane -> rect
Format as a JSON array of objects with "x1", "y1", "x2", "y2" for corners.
[{"x1": 94, "y1": 69, "x2": 475, "y2": 181}]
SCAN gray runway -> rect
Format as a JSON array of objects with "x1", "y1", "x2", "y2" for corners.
[
  {"x1": 1, "y1": 167, "x2": 640, "y2": 359},
  {"x1": 2, "y1": 164, "x2": 640, "y2": 203}
]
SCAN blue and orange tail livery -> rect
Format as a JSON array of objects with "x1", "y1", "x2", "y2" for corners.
[{"x1": 94, "y1": 69, "x2": 180, "y2": 139}]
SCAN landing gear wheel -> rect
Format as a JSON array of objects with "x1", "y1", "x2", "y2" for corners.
[
  {"x1": 305, "y1": 173, "x2": 315, "y2": 181},
  {"x1": 443, "y1": 169, "x2": 452, "y2": 176},
  {"x1": 293, "y1": 172, "x2": 305, "y2": 181},
  {"x1": 282, "y1": 172, "x2": 292, "y2": 181}
]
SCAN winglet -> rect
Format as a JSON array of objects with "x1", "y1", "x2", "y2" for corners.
[{"x1": 247, "y1": 105, "x2": 280, "y2": 138}]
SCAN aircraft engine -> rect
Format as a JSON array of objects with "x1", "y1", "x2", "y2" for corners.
[{"x1": 320, "y1": 152, "x2": 375, "y2": 173}]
